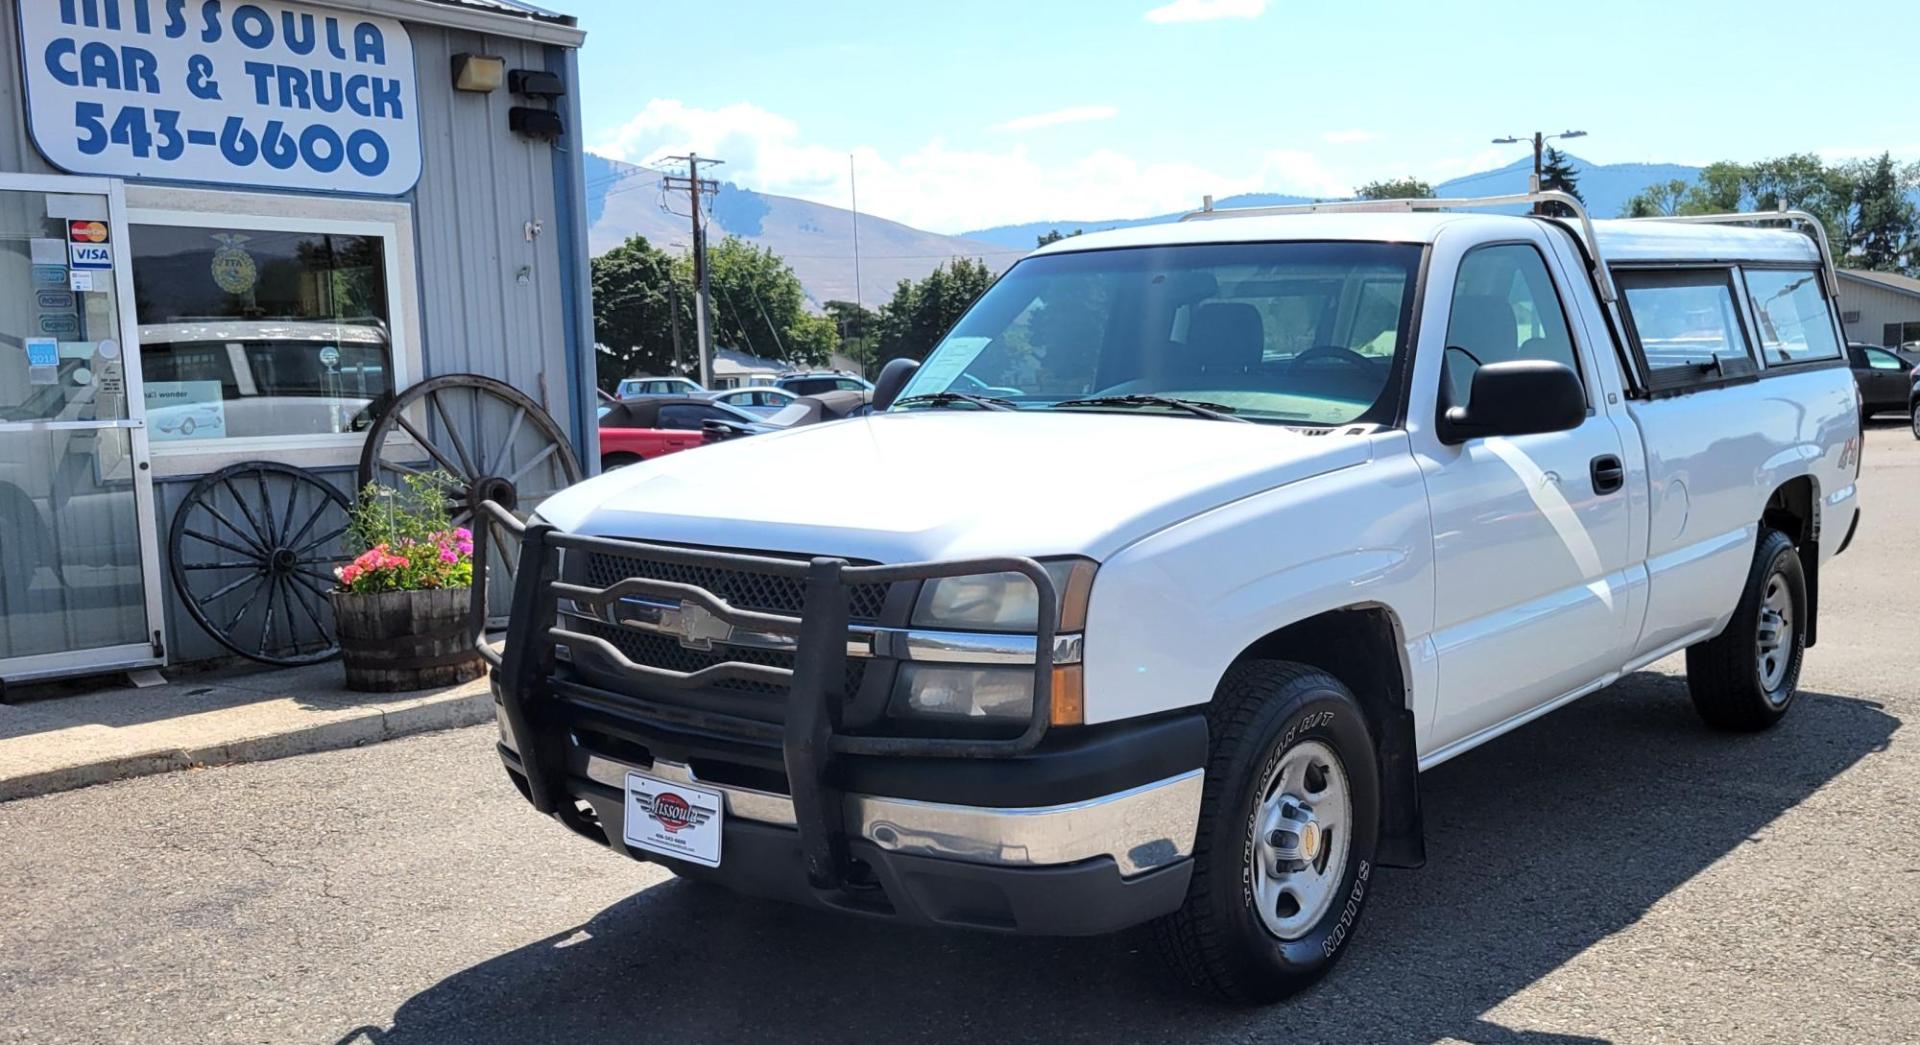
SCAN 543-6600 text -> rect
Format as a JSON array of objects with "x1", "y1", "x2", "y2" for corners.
[{"x1": 73, "y1": 102, "x2": 392, "y2": 177}]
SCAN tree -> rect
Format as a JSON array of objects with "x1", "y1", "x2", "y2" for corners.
[
  {"x1": 591, "y1": 236, "x2": 842, "y2": 391},
  {"x1": 824, "y1": 299, "x2": 881, "y2": 371},
  {"x1": 1539, "y1": 147, "x2": 1583, "y2": 217},
  {"x1": 590, "y1": 235, "x2": 690, "y2": 392},
  {"x1": 875, "y1": 257, "x2": 996, "y2": 362},
  {"x1": 703, "y1": 237, "x2": 835, "y2": 367},
  {"x1": 1846, "y1": 152, "x2": 1918, "y2": 273},
  {"x1": 1612, "y1": 154, "x2": 1920, "y2": 274},
  {"x1": 1622, "y1": 179, "x2": 1691, "y2": 218},
  {"x1": 1035, "y1": 228, "x2": 1084, "y2": 247},
  {"x1": 1356, "y1": 177, "x2": 1434, "y2": 200}
]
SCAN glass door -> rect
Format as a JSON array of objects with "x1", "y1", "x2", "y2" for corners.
[{"x1": 0, "y1": 174, "x2": 163, "y2": 681}]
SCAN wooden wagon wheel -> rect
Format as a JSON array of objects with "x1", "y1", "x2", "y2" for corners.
[
  {"x1": 169, "y1": 461, "x2": 352, "y2": 666},
  {"x1": 356, "y1": 374, "x2": 581, "y2": 599}
]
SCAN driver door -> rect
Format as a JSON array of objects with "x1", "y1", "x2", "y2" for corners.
[{"x1": 1415, "y1": 239, "x2": 1636, "y2": 752}]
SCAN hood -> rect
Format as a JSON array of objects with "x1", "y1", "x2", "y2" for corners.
[{"x1": 538, "y1": 411, "x2": 1373, "y2": 562}]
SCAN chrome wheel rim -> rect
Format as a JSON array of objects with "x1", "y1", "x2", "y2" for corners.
[
  {"x1": 1755, "y1": 571, "x2": 1794, "y2": 695},
  {"x1": 1251, "y1": 739, "x2": 1351, "y2": 940}
]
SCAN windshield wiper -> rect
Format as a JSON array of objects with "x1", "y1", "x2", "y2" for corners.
[
  {"x1": 893, "y1": 391, "x2": 1015, "y2": 412},
  {"x1": 1050, "y1": 394, "x2": 1251, "y2": 423}
]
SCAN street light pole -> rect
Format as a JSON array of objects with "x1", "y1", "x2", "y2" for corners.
[{"x1": 1492, "y1": 130, "x2": 1587, "y2": 211}]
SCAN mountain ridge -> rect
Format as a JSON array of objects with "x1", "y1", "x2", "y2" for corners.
[
  {"x1": 956, "y1": 155, "x2": 1707, "y2": 247},
  {"x1": 583, "y1": 153, "x2": 1712, "y2": 307}
]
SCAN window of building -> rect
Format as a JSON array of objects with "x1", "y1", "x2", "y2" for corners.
[
  {"x1": 1881, "y1": 321, "x2": 1920, "y2": 348},
  {"x1": 1444, "y1": 244, "x2": 1583, "y2": 410},
  {"x1": 1615, "y1": 268, "x2": 1757, "y2": 392},
  {"x1": 1744, "y1": 268, "x2": 1842, "y2": 365},
  {"x1": 129, "y1": 220, "x2": 396, "y2": 446}
]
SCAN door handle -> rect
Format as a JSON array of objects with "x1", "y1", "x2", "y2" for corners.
[{"x1": 1590, "y1": 454, "x2": 1625, "y2": 495}]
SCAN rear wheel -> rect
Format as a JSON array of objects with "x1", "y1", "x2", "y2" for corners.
[
  {"x1": 1685, "y1": 528, "x2": 1806, "y2": 731},
  {"x1": 1910, "y1": 399, "x2": 1919, "y2": 440},
  {"x1": 1153, "y1": 661, "x2": 1381, "y2": 1003}
]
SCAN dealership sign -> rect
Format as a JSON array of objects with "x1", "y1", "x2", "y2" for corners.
[{"x1": 18, "y1": 0, "x2": 421, "y2": 195}]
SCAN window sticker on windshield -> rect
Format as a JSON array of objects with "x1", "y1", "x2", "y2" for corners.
[{"x1": 906, "y1": 336, "x2": 992, "y2": 396}]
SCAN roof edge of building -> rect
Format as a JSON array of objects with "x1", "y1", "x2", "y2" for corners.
[
  {"x1": 1838, "y1": 267, "x2": 1920, "y2": 299},
  {"x1": 301, "y1": 0, "x2": 585, "y2": 47}
]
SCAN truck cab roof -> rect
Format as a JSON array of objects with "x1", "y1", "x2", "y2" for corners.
[{"x1": 1031, "y1": 211, "x2": 1824, "y2": 267}]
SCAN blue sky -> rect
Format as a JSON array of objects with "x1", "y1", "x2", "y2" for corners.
[{"x1": 560, "y1": 0, "x2": 1916, "y2": 234}]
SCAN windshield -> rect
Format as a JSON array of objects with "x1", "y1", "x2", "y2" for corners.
[{"x1": 895, "y1": 241, "x2": 1423, "y2": 425}]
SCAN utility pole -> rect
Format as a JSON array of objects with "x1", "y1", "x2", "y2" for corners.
[
  {"x1": 662, "y1": 153, "x2": 723, "y2": 386},
  {"x1": 1492, "y1": 129, "x2": 1586, "y2": 212}
]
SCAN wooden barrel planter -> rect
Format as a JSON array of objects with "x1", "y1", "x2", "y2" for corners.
[{"x1": 330, "y1": 587, "x2": 484, "y2": 692}]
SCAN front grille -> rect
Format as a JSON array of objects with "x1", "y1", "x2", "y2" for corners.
[
  {"x1": 573, "y1": 616, "x2": 868, "y2": 699},
  {"x1": 583, "y1": 549, "x2": 891, "y2": 623}
]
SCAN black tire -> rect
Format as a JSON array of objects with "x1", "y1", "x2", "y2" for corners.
[
  {"x1": 1909, "y1": 399, "x2": 1919, "y2": 440},
  {"x1": 601, "y1": 452, "x2": 642, "y2": 471},
  {"x1": 1152, "y1": 661, "x2": 1381, "y2": 1004},
  {"x1": 1685, "y1": 529, "x2": 1806, "y2": 731}
]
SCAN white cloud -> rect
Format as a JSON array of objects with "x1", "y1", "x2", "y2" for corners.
[
  {"x1": 1144, "y1": 0, "x2": 1267, "y2": 24},
  {"x1": 1322, "y1": 129, "x2": 1377, "y2": 145},
  {"x1": 589, "y1": 99, "x2": 1363, "y2": 234},
  {"x1": 993, "y1": 106, "x2": 1120, "y2": 133}
]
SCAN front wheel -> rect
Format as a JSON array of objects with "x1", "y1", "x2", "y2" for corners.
[
  {"x1": 1685, "y1": 528, "x2": 1806, "y2": 731},
  {"x1": 1152, "y1": 661, "x2": 1381, "y2": 1004},
  {"x1": 1909, "y1": 399, "x2": 1919, "y2": 440}
]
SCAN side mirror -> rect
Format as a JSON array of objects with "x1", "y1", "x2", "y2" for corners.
[
  {"x1": 871, "y1": 357, "x2": 920, "y2": 411},
  {"x1": 1438, "y1": 359, "x2": 1585, "y2": 445}
]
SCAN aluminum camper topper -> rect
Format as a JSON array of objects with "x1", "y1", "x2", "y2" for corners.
[{"x1": 483, "y1": 192, "x2": 1861, "y2": 1003}]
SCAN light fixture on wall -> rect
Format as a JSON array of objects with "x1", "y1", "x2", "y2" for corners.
[
  {"x1": 451, "y1": 53, "x2": 506, "y2": 92},
  {"x1": 508, "y1": 69, "x2": 567, "y2": 99},
  {"x1": 510, "y1": 108, "x2": 565, "y2": 141}
]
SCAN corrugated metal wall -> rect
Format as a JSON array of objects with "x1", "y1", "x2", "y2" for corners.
[
  {"x1": 409, "y1": 26, "x2": 572, "y2": 415},
  {"x1": 0, "y1": 2, "x2": 583, "y2": 664},
  {"x1": 1838, "y1": 276, "x2": 1920, "y2": 345}
]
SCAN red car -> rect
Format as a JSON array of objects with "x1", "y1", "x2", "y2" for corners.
[{"x1": 598, "y1": 396, "x2": 757, "y2": 470}]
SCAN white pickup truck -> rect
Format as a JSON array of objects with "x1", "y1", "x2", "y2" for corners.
[{"x1": 484, "y1": 193, "x2": 1861, "y2": 1003}]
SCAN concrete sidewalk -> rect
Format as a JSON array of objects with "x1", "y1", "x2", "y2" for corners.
[{"x1": 0, "y1": 661, "x2": 491, "y2": 802}]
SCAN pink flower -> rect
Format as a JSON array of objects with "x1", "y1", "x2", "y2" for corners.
[{"x1": 439, "y1": 547, "x2": 458, "y2": 564}]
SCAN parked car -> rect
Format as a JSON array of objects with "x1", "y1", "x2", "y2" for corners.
[
  {"x1": 701, "y1": 388, "x2": 873, "y2": 443},
  {"x1": 699, "y1": 385, "x2": 797, "y2": 416},
  {"x1": 1910, "y1": 362, "x2": 1920, "y2": 440},
  {"x1": 491, "y1": 199, "x2": 1860, "y2": 1003},
  {"x1": 1848, "y1": 343, "x2": 1920, "y2": 420},
  {"x1": 596, "y1": 396, "x2": 756, "y2": 470},
  {"x1": 774, "y1": 369, "x2": 872, "y2": 396},
  {"x1": 615, "y1": 376, "x2": 704, "y2": 400}
]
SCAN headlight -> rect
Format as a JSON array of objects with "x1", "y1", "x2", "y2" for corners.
[
  {"x1": 911, "y1": 559, "x2": 1095, "y2": 632},
  {"x1": 890, "y1": 665, "x2": 1034, "y2": 721}
]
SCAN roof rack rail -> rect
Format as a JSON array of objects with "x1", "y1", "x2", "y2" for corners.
[
  {"x1": 1179, "y1": 188, "x2": 1617, "y2": 302},
  {"x1": 1622, "y1": 209, "x2": 1840, "y2": 297}
]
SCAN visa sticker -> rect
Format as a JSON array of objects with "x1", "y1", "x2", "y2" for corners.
[{"x1": 70, "y1": 242, "x2": 112, "y2": 269}]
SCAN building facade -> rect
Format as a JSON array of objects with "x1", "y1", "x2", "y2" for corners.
[
  {"x1": 1836, "y1": 268, "x2": 1920, "y2": 347},
  {"x1": 0, "y1": 0, "x2": 596, "y2": 679}
]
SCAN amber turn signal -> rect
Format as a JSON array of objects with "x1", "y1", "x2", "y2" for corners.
[{"x1": 1050, "y1": 664, "x2": 1085, "y2": 726}]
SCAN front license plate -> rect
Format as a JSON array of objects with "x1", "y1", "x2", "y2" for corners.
[{"x1": 623, "y1": 771, "x2": 724, "y2": 868}]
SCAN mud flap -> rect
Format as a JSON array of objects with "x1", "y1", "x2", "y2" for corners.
[{"x1": 1375, "y1": 703, "x2": 1426, "y2": 869}]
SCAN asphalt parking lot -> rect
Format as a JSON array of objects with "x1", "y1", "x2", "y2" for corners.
[{"x1": 2, "y1": 422, "x2": 1915, "y2": 1045}]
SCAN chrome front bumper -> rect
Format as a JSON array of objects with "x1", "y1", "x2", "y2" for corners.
[{"x1": 582, "y1": 754, "x2": 1203, "y2": 878}]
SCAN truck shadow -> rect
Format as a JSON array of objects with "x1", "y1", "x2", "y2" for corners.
[{"x1": 334, "y1": 672, "x2": 1897, "y2": 1045}]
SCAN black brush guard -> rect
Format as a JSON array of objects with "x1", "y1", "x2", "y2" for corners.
[{"x1": 470, "y1": 501, "x2": 1058, "y2": 892}]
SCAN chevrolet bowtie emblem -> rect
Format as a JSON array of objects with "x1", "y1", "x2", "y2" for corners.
[{"x1": 669, "y1": 601, "x2": 733, "y2": 651}]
